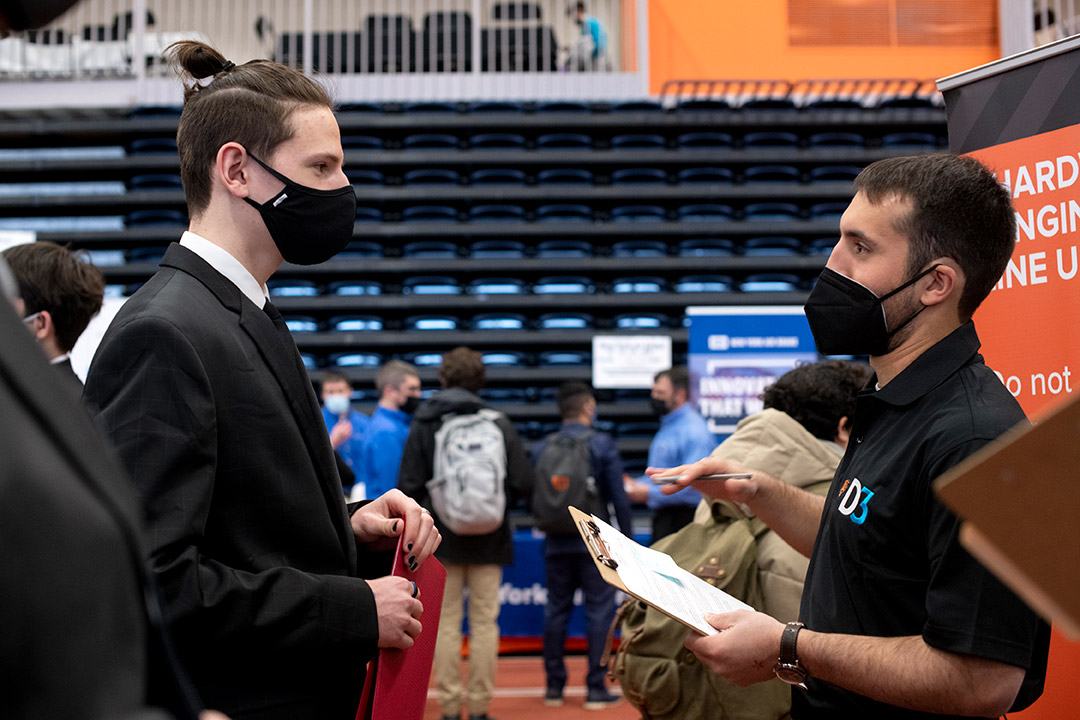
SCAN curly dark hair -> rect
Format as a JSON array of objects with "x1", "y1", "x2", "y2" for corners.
[
  {"x1": 761, "y1": 359, "x2": 872, "y2": 441},
  {"x1": 439, "y1": 346, "x2": 485, "y2": 393}
]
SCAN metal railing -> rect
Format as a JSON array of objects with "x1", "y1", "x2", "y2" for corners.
[{"x1": 0, "y1": 0, "x2": 648, "y2": 108}]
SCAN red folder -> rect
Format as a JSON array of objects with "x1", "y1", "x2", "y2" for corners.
[{"x1": 356, "y1": 534, "x2": 446, "y2": 720}]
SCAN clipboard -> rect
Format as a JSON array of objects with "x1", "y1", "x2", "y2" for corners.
[
  {"x1": 933, "y1": 395, "x2": 1080, "y2": 639},
  {"x1": 356, "y1": 533, "x2": 447, "y2": 720},
  {"x1": 570, "y1": 505, "x2": 753, "y2": 636}
]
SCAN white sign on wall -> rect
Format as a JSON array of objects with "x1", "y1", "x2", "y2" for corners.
[{"x1": 591, "y1": 335, "x2": 673, "y2": 389}]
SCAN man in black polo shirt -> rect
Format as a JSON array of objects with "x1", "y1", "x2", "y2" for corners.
[{"x1": 650, "y1": 154, "x2": 1050, "y2": 719}]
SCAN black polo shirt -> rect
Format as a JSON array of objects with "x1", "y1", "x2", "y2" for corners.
[{"x1": 793, "y1": 322, "x2": 1051, "y2": 720}]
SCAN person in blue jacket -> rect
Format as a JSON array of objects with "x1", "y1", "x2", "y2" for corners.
[
  {"x1": 567, "y1": 1, "x2": 610, "y2": 71},
  {"x1": 625, "y1": 367, "x2": 717, "y2": 542},
  {"x1": 320, "y1": 370, "x2": 369, "y2": 488},
  {"x1": 355, "y1": 360, "x2": 421, "y2": 500}
]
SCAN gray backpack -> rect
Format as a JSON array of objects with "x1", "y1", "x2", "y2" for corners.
[
  {"x1": 531, "y1": 429, "x2": 598, "y2": 534},
  {"x1": 426, "y1": 408, "x2": 507, "y2": 535}
]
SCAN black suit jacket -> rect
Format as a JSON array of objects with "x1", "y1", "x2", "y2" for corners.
[
  {"x1": 0, "y1": 297, "x2": 199, "y2": 720},
  {"x1": 84, "y1": 243, "x2": 386, "y2": 719}
]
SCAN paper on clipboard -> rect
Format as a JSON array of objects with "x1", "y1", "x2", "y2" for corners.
[{"x1": 570, "y1": 506, "x2": 753, "y2": 636}]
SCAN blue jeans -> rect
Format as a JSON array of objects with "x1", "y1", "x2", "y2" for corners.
[{"x1": 543, "y1": 550, "x2": 616, "y2": 694}]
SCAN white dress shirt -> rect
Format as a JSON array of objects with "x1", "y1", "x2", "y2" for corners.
[{"x1": 179, "y1": 231, "x2": 269, "y2": 309}]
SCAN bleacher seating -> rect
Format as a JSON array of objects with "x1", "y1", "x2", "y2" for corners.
[{"x1": 0, "y1": 93, "x2": 947, "y2": 467}]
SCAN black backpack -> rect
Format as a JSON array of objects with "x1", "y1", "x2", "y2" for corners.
[{"x1": 531, "y1": 429, "x2": 598, "y2": 534}]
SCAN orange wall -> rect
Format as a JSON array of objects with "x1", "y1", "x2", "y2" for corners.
[
  {"x1": 647, "y1": 0, "x2": 1000, "y2": 91},
  {"x1": 644, "y1": 3, "x2": 1080, "y2": 717}
]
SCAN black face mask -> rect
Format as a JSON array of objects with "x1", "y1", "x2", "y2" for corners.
[
  {"x1": 400, "y1": 396, "x2": 421, "y2": 415},
  {"x1": 803, "y1": 264, "x2": 939, "y2": 356},
  {"x1": 649, "y1": 397, "x2": 670, "y2": 417},
  {"x1": 244, "y1": 154, "x2": 356, "y2": 266}
]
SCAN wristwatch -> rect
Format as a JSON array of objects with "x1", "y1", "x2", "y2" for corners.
[{"x1": 773, "y1": 621, "x2": 808, "y2": 688}]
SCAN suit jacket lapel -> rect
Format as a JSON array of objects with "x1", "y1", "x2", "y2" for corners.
[{"x1": 161, "y1": 244, "x2": 355, "y2": 565}]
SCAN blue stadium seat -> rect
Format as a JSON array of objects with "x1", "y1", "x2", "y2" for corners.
[
  {"x1": 536, "y1": 204, "x2": 593, "y2": 222},
  {"x1": 536, "y1": 100, "x2": 590, "y2": 113},
  {"x1": 0, "y1": 216, "x2": 122, "y2": 231},
  {"x1": 809, "y1": 237, "x2": 838, "y2": 255},
  {"x1": 284, "y1": 315, "x2": 319, "y2": 332},
  {"x1": 126, "y1": 209, "x2": 187, "y2": 225},
  {"x1": 742, "y1": 131, "x2": 799, "y2": 147},
  {"x1": 676, "y1": 167, "x2": 734, "y2": 184},
  {"x1": 334, "y1": 241, "x2": 383, "y2": 259},
  {"x1": 482, "y1": 351, "x2": 527, "y2": 366},
  {"x1": 330, "y1": 315, "x2": 384, "y2": 331},
  {"x1": 611, "y1": 205, "x2": 667, "y2": 222},
  {"x1": 616, "y1": 421, "x2": 661, "y2": 437},
  {"x1": 675, "y1": 98, "x2": 730, "y2": 112},
  {"x1": 610, "y1": 167, "x2": 667, "y2": 184},
  {"x1": 354, "y1": 207, "x2": 383, "y2": 222},
  {"x1": 612, "y1": 276, "x2": 666, "y2": 293},
  {"x1": 677, "y1": 204, "x2": 733, "y2": 222},
  {"x1": 877, "y1": 96, "x2": 936, "y2": 109},
  {"x1": 743, "y1": 165, "x2": 801, "y2": 183},
  {"x1": 808, "y1": 131, "x2": 865, "y2": 147},
  {"x1": 538, "y1": 312, "x2": 594, "y2": 329},
  {"x1": 402, "y1": 168, "x2": 461, "y2": 184},
  {"x1": 744, "y1": 236, "x2": 804, "y2": 256},
  {"x1": 804, "y1": 98, "x2": 863, "y2": 110},
  {"x1": 536, "y1": 168, "x2": 594, "y2": 184},
  {"x1": 881, "y1": 132, "x2": 937, "y2": 147},
  {"x1": 674, "y1": 275, "x2": 733, "y2": 293},
  {"x1": 469, "y1": 204, "x2": 526, "y2": 221},
  {"x1": 472, "y1": 313, "x2": 528, "y2": 330},
  {"x1": 533, "y1": 276, "x2": 595, "y2": 294},
  {"x1": 402, "y1": 241, "x2": 458, "y2": 257},
  {"x1": 125, "y1": 247, "x2": 167, "y2": 263},
  {"x1": 341, "y1": 135, "x2": 384, "y2": 150},
  {"x1": 403, "y1": 101, "x2": 458, "y2": 113},
  {"x1": 403, "y1": 133, "x2": 460, "y2": 149},
  {"x1": 127, "y1": 174, "x2": 183, "y2": 190},
  {"x1": 536, "y1": 133, "x2": 592, "y2": 149},
  {"x1": 469, "y1": 168, "x2": 527, "y2": 185},
  {"x1": 469, "y1": 240, "x2": 526, "y2": 258},
  {"x1": 329, "y1": 352, "x2": 384, "y2": 368},
  {"x1": 128, "y1": 138, "x2": 178, "y2": 154},
  {"x1": 539, "y1": 351, "x2": 590, "y2": 366},
  {"x1": 405, "y1": 315, "x2": 459, "y2": 330},
  {"x1": 338, "y1": 102, "x2": 383, "y2": 112},
  {"x1": 346, "y1": 169, "x2": 385, "y2": 185},
  {"x1": 268, "y1": 279, "x2": 319, "y2": 297},
  {"x1": 87, "y1": 250, "x2": 127, "y2": 266},
  {"x1": 480, "y1": 388, "x2": 529, "y2": 402},
  {"x1": 677, "y1": 132, "x2": 733, "y2": 148},
  {"x1": 535, "y1": 239, "x2": 593, "y2": 257},
  {"x1": 677, "y1": 238, "x2": 735, "y2": 257},
  {"x1": 467, "y1": 277, "x2": 527, "y2": 294},
  {"x1": 611, "y1": 134, "x2": 667, "y2": 149},
  {"x1": 470, "y1": 133, "x2": 526, "y2": 149},
  {"x1": 611, "y1": 240, "x2": 668, "y2": 257},
  {"x1": 469, "y1": 101, "x2": 525, "y2": 113},
  {"x1": 741, "y1": 97, "x2": 797, "y2": 110},
  {"x1": 403, "y1": 352, "x2": 444, "y2": 367},
  {"x1": 809, "y1": 165, "x2": 862, "y2": 182},
  {"x1": 402, "y1": 205, "x2": 458, "y2": 222},
  {"x1": 301, "y1": 354, "x2": 319, "y2": 370},
  {"x1": 809, "y1": 202, "x2": 848, "y2": 218},
  {"x1": 328, "y1": 280, "x2": 383, "y2": 296},
  {"x1": 516, "y1": 420, "x2": 544, "y2": 439},
  {"x1": 610, "y1": 99, "x2": 664, "y2": 113},
  {"x1": 615, "y1": 312, "x2": 669, "y2": 329},
  {"x1": 740, "y1": 273, "x2": 802, "y2": 292},
  {"x1": 743, "y1": 202, "x2": 801, "y2": 221},
  {"x1": 402, "y1": 276, "x2": 462, "y2": 295}
]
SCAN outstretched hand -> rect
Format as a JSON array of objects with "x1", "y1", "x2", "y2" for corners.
[{"x1": 646, "y1": 457, "x2": 758, "y2": 505}]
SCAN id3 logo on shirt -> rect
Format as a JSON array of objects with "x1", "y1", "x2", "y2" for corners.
[{"x1": 836, "y1": 477, "x2": 875, "y2": 526}]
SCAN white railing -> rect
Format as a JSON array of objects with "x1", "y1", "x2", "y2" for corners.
[
  {"x1": 0, "y1": 0, "x2": 648, "y2": 108},
  {"x1": 1001, "y1": 0, "x2": 1080, "y2": 56}
]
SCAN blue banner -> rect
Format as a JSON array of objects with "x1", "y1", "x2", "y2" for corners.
[{"x1": 687, "y1": 306, "x2": 818, "y2": 437}]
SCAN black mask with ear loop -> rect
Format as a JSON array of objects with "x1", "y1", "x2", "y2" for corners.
[
  {"x1": 243, "y1": 153, "x2": 357, "y2": 266},
  {"x1": 803, "y1": 264, "x2": 940, "y2": 356}
]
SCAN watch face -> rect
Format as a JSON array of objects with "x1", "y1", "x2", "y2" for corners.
[{"x1": 774, "y1": 663, "x2": 807, "y2": 685}]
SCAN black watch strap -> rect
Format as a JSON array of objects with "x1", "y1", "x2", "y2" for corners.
[{"x1": 779, "y1": 621, "x2": 804, "y2": 666}]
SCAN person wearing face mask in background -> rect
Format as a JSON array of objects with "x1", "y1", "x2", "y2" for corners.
[
  {"x1": 651, "y1": 155, "x2": 1050, "y2": 720},
  {"x1": 83, "y1": 41, "x2": 441, "y2": 720},
  {"x1": 320, "y1": 370, "x2": 370, "y2": 492},
  {"x1": 624, "y1": 367, "x2": 716, "y2": 542},
  {"x1": 353, "y1": 360, "x2": 422, "y2": 501}
]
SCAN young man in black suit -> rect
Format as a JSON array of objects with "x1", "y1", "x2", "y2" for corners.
[{"x1": 84, "y1": 41, "x2": 439, "y2": 720}]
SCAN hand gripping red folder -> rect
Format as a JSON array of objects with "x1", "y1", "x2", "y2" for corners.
[{"x1": 356, "y1": 533, "x2": 446, "y2": 720}]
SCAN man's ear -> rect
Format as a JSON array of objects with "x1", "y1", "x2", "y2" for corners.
[
  {"x1": 216, "y1": 142, "x2": 252, "y2": 200},
  {"x1": 32, "y1": 309, "x2": 53, "y2": 343},
  {"x1": 919, "y1": 260, "x2": 960, "y2": 309},
  {"x1": 834, "y1": 415, "x2": 851, "y2": 448}
]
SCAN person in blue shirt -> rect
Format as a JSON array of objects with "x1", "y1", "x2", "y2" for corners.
[
  {"x1": 320, "y1": 370, "x2": 369, "y2": 489},
  {"x1": 533, "y1": 381, "x2": 632, "y2": 710},
  {"x1": 355, "y1": 360, "x2": 421, "y2": 500},
  {"x1": 625, "y1": 367, "x2": 716, "y2": 542},
  {"x1": 567, "y1": 1, "x2": 610, "y2": 71}
]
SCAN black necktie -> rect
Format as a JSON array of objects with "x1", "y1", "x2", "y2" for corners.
[{"x1": 262, "y1": 299, "x2": 309, "y2": 380}]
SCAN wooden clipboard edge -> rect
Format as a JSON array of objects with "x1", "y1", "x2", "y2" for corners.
[{"x1": 568, "y1": 505, "x2": 713, "y2": 636}]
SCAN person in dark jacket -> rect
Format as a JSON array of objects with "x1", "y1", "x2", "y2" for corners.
[
  {"x1": 532, "y1": 381, "x2": 632, "y2": 709},
  {"x1": 398, "y1": 347, "x2": 534, "y2": 720}
]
